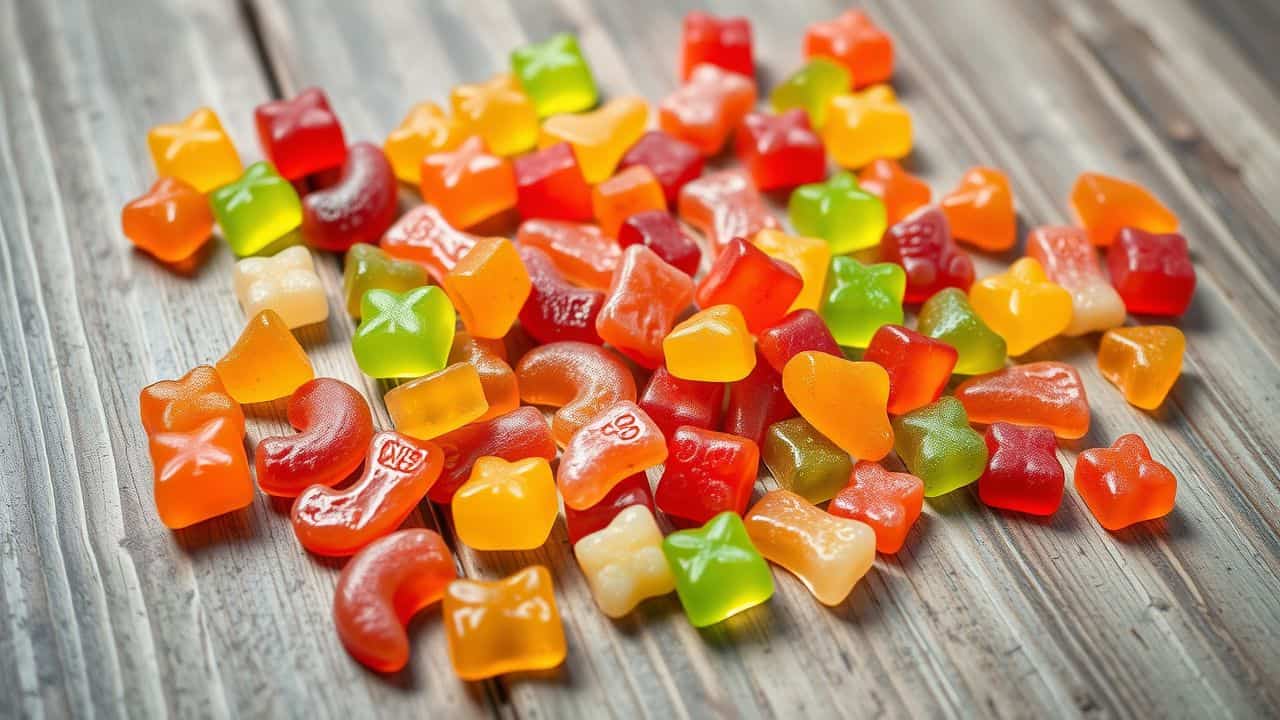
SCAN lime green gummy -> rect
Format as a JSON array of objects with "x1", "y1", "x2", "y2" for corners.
[
  {"x1": 352, "y1": 286, "x2": 455, "y2": 379},
  {"x1": 511, "y1": 33, "x2": 598, "y2": 117},
  {"x1": 788, "y1": 172, "x2": 887, "y2": 254},
  {"x1": 821, "y1": 256, "x2": 905, "y2": 348},
  {"x1": 763, "y1": 418, "x2": 853, "y2": 504},
  {"x1": 662, "y1": 512, "x2": 774, "y2": 627},
  {"x1": 769, "y1": 58, "x2": 851, "y2": 127},
  {"x1": 916, "y1": 288, "x2": 1007, "y2": 375},
  {"x1": 210, "y1": 162, "x2": 301, "y2": 257},
  {"x1": 893, "y1": 397, "x2": 988, "y2": 497}
]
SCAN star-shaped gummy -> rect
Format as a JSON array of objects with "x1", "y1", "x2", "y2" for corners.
[
  {"x1": 661, "y1": 512, "x2": 774, "y2": 627},
  {"x1": 139, "y1": 365, "x2": 243, "y2": 435},
  {"x1": 450, "y1": 74, "x2": 539, "y2": 156},
  {"x1": 148, "y1": 416, "x2": 253, "y2": 529},
  {"x1": 209, "y1": 162, "x2": 302, "y2": 257},
  {"x1": 254, "y1": 87, "x2": 347, "y2": 180},
  {"x1": 820, "y1": 256, "x2": 905, "y2": 348},
  {"x1": 511, "y1": 33, "x2": 598, "y2": 117},
  {"x1": 352, "y1": 286, "x2": 455, "y2": 378},
  {"x1": 789, "y1": 171, "x2": 887, "y2": 253},
  {"x1": 146, "y1": 107, "x2": 242, "y2": 193},
  {"x1": 1074, "y1": 434, "x2": 1177, "y2": 531}
]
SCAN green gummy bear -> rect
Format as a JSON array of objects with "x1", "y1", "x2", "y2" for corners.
[
  {"x1": 763, "y1": 418, "x2": 853, "y2": 504},
  {"x1": 662, "y1": 512, "x2": 774, "y2": 628},
  {"x1": 821, "y1": 256, "x2": 905, "y2": 348},
  {"x1": 769, "y1": 58, "x2": 851, "y2": 127},
  {"x1": 210, "y1": 162, "x2": 302, "y2": 257},
  {"x1": 342, "y1": 243, "x2": 429, "y2": 318},
  {"x1": 352, "y1": 286, "x2": 455, "y2": 379},
  {"x1": 788, "y1": 172, "x2": 887, "y2": 254},
  {"x1": 893, "y1": 397, "x2": 988, "y2": 497},
  {"x1": 916, "y1": 288, "x2": 1007, "y2": 375},
  {"x1": 511, "y1": 33, "x2": 598, "y2": 117}
]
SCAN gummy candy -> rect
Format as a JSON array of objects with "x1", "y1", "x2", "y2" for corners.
[
  {"x1": 823, "y1": 86, "x2": 911, "y2": 169},
  {"x1": 597, "y1": 245, "x2": 694, "y2": 368},
  {"x1": 592, "y1": 166, "x2": 667, "y2": 238},
  {"x1": 781, "y1": 351, "x2": 892, "y2": 461},
  {"x1": 829, "y1": 461, "x2": 924, "y2": 554},
  {"x1": 380, "y1": 204, "x2": 479, "y2": 283},
  {"x1": 655, "y1": 426, "x2": 759, "y2": 525},
  {"x1": 663, "y1": 305, "x2": 756, "y2": 382},
  {"x1": 453, "y1": 457, "x2": 558, "y2": 551},
  {"x1": 209, "y1": 162, "x2": 302, "y2": 257},
  {"x1": 419, "y1": 136, "x2": 517, "y2": 229},
  {"x1": 121, "y1": 177, "x2": 214, "y2": 263},
  {"x1": 954, "y1": 362, "x2": 1090, "y2": 439},
  {"x1": 916, "y1": 288, "x2": 1006, "y2": 375},
  {"x1": 383, "y1": 101, "x2": 460, "y2": 184},
  {"x1": 574, "y1": 505, "x2": 675, "y2": 618},
  {"x1": 516, "y1": 220, "x2": 618, "y2": 291},
  {"x1": 513, "y1": 143, "x2": 594, "y2": 222},
  {"x1": 618, "y1": 131, "x2": 704, "y2": 206},
  {"x1": 558, "y1": 401, "x2": 667, "y2": 510},
  {"x1": 442, "y1": 565, "x2": 566, "y2": 680},
  {"x1": 696, "y1": 238, "x2": 803, "y2": 334},
  {"x1": 255, "y1": 87, "x2": 346, "y2": 180},
  {"x1": 758, "y1": 309, "x2": 841, "y2": 374},
  {"x1": 1026, "y1": 226, "x2": 1126, "y2": 335},
  {"x1": 232, "y1": 245, "x2": 328, "y2": 328},
  {"x1": 724, "y1": 351, "x2": 797, "y2": 446},
  {"x1": 302, "y1": 142, "x2": 399, "y2": 252},
  {"x1": 450, "y1": 73, "x2": 538, "y2": 157},
  {"x1": 334, "y1": 529, "x2": 455, "y2": 673},
  {"x1": 540, "y1": 96, "x2": 649, "y2": 183},
  {"x1": 881, "y1": 205, "x2": 975, "y2": 304},
  {"x1": 680, "y1": 12, "x2": 754, "y2": 80},
  {"x1": 638, "y1": 366, "x2": 724, "y2": 442},
  {"x1": 617, "y1": 210, "x2": 701, "y2": 277},
  {"x1": 1098, "y1": 326, "x2": 1184, "y2": 410},
  {"x1": 511, "y1": 33, "x2": 598, "y2": 117},
  {"x1": 892, "y1": 397, "x2": 987, "y2": 497},
  {"x1": 429, "y1": 406, "x2": 557, "y2": 504},
  {"x1": 769, "y1": 58, "x2": 850, "y2": 128},
  {"x1": 858, "y1": 159, "x2": 931, "y2": 225},
  {"x1": 1075, "y1": 434, "x2": 1176, "y2": 530},
  {"x1": 979, "y1": 423, "x2": 1064, "y2": 516},
  {"x1": 139, "y1": 365, "x2": 243, "y2": 435},
  {"x1": 443, "y1": 237, "x2": 531, "y2": 339},
  {"x1": 863, "y1": 324, "x2": 958, "y2": 415},
  {"x1": 564, "y1": 473, "x2": 655, "y2": 546},
  {"x1": 969, "y1": 258, "x2": 1073, "y2": 356},
  {"x1": 147, "y1": 107, "x2": 242, "y2": 193},
  {"x1": 790, "y1": 172, "x2": 887, "y2": 254},
  {"x1": 342, "y1": 243, "x2": 428, "y2": 318},
  {"x1": 216, "y1": 310, "x2": 314, "y2": 403},
  {"x1": 1070, "y1": 172, "x2": 1178, "y2": 246},
  {"x1": 515, "y1": 341, "x2": 636, "y2": 446},
  {"x1": 385, "y1": 363, "x2": 489, "y2": 440},
  {"x1": 663, "y1": 512, "x2": 773, "y2": 627},
  {"x1": 352, "y1": 286, "x2": 455, "y2": 379},
  {"x1": 762, "y1": 417, "x2": 852, "y2": 504},
  {"x1": 939, "y1": 167, "x2": 1016, "y2": 251},
  {"x1": 735, "y1": 110, "x2": 826, "y2": 190},
  {"x1": 660, "y1": 64, "x2": 757, "y2": 156},
  {"x1": 148, "y1": 416, "x2": 253, "y2": 529},
  {"x1": 292, "y1": 432, "x2": 442, "y2": 556},
  {"x1": 678, "y1": 169, "x2": 779, "y2": 252},
  {"x1": 517, "y1": 245, "x2": 606, "y2": 345},
  {"x1": 1108, "y1": 228, "x2": 1195, "y2": 316},
  {"x1": 744, "y1": 490, "x2": 875, "y2": 606},
  {"x1": 447, "y1": 332, "x2": 519, "y2": 422},
  {"x1": 820, "y1": 256, "x2": 905, "y2": 348},
  {"x1": 804, "y1": 10, "x2": 893, "y2": 88},
  {"x1": 256, "y1": 378, "x2": 374, "y2": 497}
]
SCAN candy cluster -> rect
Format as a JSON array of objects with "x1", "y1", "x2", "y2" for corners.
[{"x1": 127, "y1": 10, "x2": 1190, "y2": 679}]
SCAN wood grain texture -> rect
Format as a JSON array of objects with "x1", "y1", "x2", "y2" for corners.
[{"x1": 1, "y1": 0, "x2": 1277, "y2": 717}]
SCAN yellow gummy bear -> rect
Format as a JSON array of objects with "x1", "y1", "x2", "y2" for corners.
[
  {"x1": 821, "y1": 85, "x2": 912, "y2": 170},
  {"x1": 384, "y1": 363, "x2": 489, "y2": 440},
  {"x1": 663, "y1": 305, "x2": 756, "y2": 382},
  {"x1": 450, "y1": 74, "x2": 539, "y2": 157},
  {"x1": 969, "y1": 258, "x2": 1073, "y2": 356},
  {"x1": 147, "y1": 107, "x2": 243, "y2": 193},
  {"x1": 453, "y1": 457, "x2": 558, "y2": 551}
]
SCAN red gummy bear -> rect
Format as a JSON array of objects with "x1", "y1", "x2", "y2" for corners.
[
  {"x1": 863, "y1": 324, "x2": 958, "y2": 415},
  {"x1": 618, "y1": 131, "x2": 704, "y2": 206},
  {"x1": 655, "y1": 426, "x2": 759, "y2": 525},
  {"x1": 1074, "y1": 434, "x2": 1177, "y2": 531},
  {"x1": 681, "y1": 11, "x2": 754, "y2": 81},
  {"x1": 880, "y1": 205, "x2": 975, "y2": 304},
  {"x1": 255, "y1": 378, "x2": 375, "y2": 498},
  {"x1": 513, "y1": 142, "x2": 594, "y2": 222},
  {"x1": 723, "y1": 351, "x2": 797, "y2": 446},
  {"x1": 302, "y1": 142, "x2": 399, "y2": 252},
  {"x1": 757, "y1": 309, "x2": 842, "y2": 374},
  {"x1": 978, "y1": 423, "x2": 1064, "y2": 516},
  {"x1": 429, "y1": 406, "x2": 557, "y2": 503},
  {"x1": 829, "y1": 461, "x2": 923, "y2": 554},
  {"x1": 617, "y1": 210, "x2": 701, "y2": 277},
  {"x1": 255, "y1": 87, "x2": 347, "y2": 180},
  {"x1": 735, "y1": 110, "x2": 826, "y2": 191},
  {"x1": 517, "y1": 245, "x2": 606, "y2": 345},
  {"x1": 639, "y1": 365, "x2": 725, "y2": 442},
  {"x1": 564, "y1": 473, "x2": 655, "y2": 546},
  {"x1": 696, "y1": 237, "x2": 803, "y2": 334},
  {"x1": 1107, "y1": 228, "x2": 1195, "y2": 316}
]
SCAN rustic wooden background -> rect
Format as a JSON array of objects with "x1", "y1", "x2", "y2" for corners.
[{"x1": 2, "y1": 0, "x2": 1278, "y2": 717}]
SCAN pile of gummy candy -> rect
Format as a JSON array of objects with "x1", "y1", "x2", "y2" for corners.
[{"x1": 126, "y1": 11, "x2": 1194, "y2": 680}]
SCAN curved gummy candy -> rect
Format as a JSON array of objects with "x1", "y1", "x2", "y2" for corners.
[
  {"x1": 515, "y1": 341, "x2": 637, "y2": 446},
  {"x1": 429, "y1": 406, "x2": 557, "y2": 503},
  {"x1": 517, "y1": 245, "x2": 606, "y2": 345},
  {"x1": 302, "y1": 142, "x2": 399, "y2": 252},
  {"x1": 333, "y1": 529, "x2": 456, "y2": 673},
  {"x1": 255, "y1": 378, "x2": 375, "y2": 497}
]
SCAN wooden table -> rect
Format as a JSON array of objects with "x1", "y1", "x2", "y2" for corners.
[{"x1": 3, "y1": 0, "x2": 1278, "y2": 717}]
